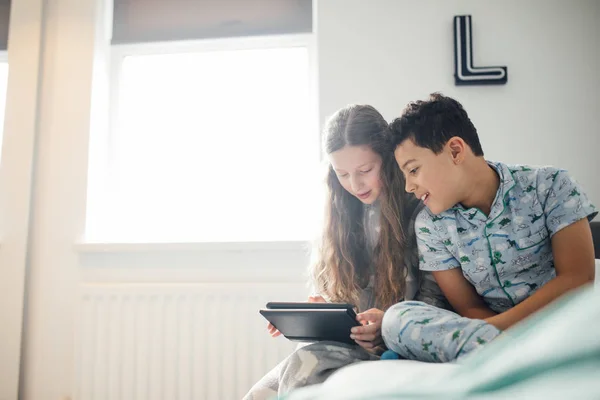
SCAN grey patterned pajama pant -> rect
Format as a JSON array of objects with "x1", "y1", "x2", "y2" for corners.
[
  {"x1": 243, "y1": 341, "x2": 378, "y2": 400},
  {"x1": 381, "y1": 301, "x2": 502, "y2": 362}
]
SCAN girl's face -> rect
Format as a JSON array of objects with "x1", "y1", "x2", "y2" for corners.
[{"x1": 328, "y1": 145, "x2": 383, "y2": 205}]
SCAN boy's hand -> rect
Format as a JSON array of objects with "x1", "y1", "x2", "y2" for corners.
[
  {"x1": 351, "y1": 308, "x2": 384, "y2": 352},
  {"x1": 433, "y1": 269, "x2": 497, "y2": 320},
  {"x1": 267, "y1": 295, "x2": 326, "y2": 337}
]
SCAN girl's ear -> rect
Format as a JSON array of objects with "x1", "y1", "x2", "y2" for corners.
[{"x1": 447, "y1": 137, "x2": 466, "y2": 165}]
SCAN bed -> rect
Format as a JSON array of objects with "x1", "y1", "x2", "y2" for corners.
[{"x1": 283, "y1": 279, "x2": 600, "y2": 400}]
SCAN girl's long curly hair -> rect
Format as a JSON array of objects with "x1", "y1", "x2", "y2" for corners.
[{"x1": 310, "y1": 105, "x2": 415, "y2": 311}]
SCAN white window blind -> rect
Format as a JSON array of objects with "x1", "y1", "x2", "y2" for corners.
[
  {"x1": 0, "y1": 0, "x2": 9, "y2": 51},
  {"x1": 112, "y1": 0, "x2": 312, "y2": 44}
]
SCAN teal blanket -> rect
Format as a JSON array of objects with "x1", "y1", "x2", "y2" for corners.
[{"x1": 283, "y1": 284, "x2": 600, "y2": 399}]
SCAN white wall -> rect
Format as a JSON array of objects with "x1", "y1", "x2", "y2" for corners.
[{"x1": 317, "y1": 0, "x2": 600, "y2": 206}]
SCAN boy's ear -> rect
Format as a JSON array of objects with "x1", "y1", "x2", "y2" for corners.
[{"x1": 447, "y1": 137, "x2": 466, "y2": 164}]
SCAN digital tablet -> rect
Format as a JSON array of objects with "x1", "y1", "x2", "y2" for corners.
[{"x1": 259, "y1": 302, "x2": 360, "y2": 345}]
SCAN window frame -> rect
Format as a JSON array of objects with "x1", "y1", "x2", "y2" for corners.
[
  {"x1": 86, "y1": 33, "x2": 319, "y2": 245},
  {"x1": 0, "y1": 50, "x2": 8, "y2": 165}
]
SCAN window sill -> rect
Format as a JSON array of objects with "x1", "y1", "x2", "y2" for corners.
[{"x1": 74, "y1": 240, "x2": 310, "y2": 254}]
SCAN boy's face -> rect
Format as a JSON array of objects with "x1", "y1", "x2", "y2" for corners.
[{"x1": 394, "y1": 138, "x2": 463, "y2": 214}]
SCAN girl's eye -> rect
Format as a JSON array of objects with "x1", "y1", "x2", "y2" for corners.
[
  {"x1": 409, "y1": 167, "x2": 419, "y2": 175},
  {"x1": 360, "y1": 168, "x2": 373, "y2": 174},
  {"x1": 338, "y1": 173, "x2": 349, "y2": 178}
]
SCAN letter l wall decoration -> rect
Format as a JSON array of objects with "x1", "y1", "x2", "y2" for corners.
[{"x1": 454, "y1": 15, "x2": 508, "y2": 85}]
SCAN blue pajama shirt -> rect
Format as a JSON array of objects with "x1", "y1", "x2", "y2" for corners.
[{"x1": 382, "y1": 162, "x2": 597, "y2": 362}]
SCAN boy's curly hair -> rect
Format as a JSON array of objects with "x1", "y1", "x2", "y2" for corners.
[{"x1": 390, "y1": 93, "x2": 484, "y2": 156}]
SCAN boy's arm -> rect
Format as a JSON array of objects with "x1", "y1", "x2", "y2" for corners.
[
  {"x1": 486, "y1": 168, "x2": 597, "y2": 331},
  {"x1": 415, "y1": 209, "x2": 496, "y2": 318},
  {"x1": 432, "y1": 269, "x2": 497, "y2": 319},
  {"x1": 486, "y1": 218, "x2": 595, "y2": 331}
]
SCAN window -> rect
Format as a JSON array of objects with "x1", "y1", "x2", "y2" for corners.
[
  {"x1": 0, "y1": 55, "x2": 8, "y2": 162},
  {"x1": 85, "y1": 36, "x2": 320, "y2": 243}
]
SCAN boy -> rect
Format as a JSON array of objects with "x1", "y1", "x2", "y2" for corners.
[{"x1": 380, "y1": 93, "x2": 596, "y2": 362}]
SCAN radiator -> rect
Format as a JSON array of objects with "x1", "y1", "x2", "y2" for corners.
[{"x1": 75, "y1": 283, "x2": 305, "y2": 400}]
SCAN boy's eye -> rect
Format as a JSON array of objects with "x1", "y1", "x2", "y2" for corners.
[{"x1": 338, "y1": 173, "x2": 349, "y2": 178}]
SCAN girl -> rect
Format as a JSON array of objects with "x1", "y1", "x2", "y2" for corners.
[{"x1": 243, "y1": 104, "x2": 449, "y2": 400}]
